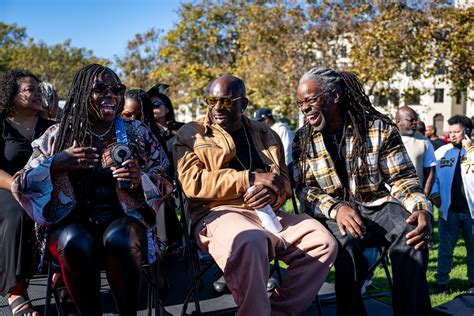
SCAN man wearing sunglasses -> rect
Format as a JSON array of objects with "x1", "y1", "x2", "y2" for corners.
[{"x1": 173, "y1": 74, "x2": 337, "y2": 315}]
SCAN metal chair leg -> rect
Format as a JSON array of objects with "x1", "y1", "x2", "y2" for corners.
[{"x1": 44, "y1": 262, "x2": 53, "y2": 316}]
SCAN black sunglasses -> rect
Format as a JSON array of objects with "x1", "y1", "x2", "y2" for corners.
[
  {"x1": 152, "y1": 100, "x2": 166, "y2": 108},
  {"x1": 92, "y1": 82, "x2": 126, "y2": 95}
]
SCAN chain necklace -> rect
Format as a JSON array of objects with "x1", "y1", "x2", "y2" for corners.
[
  {"x1": 7, "y1": 116, "x2": 38, "y2": 140},
  {"x1": 89, "y1": 121, "x2": 114, "y2": 140},
  {"x1": 234, "y1": 126, "x2": 253, "y2": 171}
]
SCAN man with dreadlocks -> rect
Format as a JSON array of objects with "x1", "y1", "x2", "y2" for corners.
[
  {"x1": 293, "y1": 68, "x2": 432, "y2": 316},
  {"x1": 12, "y1": 64, "x2": 171, "y2": 316}
]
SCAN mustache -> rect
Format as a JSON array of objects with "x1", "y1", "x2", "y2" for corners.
[{"x1": 304, "y1": 109, "x2": 320, "y2": 116}]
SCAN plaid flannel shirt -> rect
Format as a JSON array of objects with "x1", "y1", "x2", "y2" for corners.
[{"x1": 292, "y1": 119, "x2": 433, "y2": 219}]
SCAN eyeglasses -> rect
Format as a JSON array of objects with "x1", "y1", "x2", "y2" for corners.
[
  {"x1": 92, "y1": 82, "x2": 126, "y2": 95},
  {"x1": 296, "y1": 90, "x2": 331, "y2": 108},
  {"x1": 205, "y1": 96, "x2": 243, "y2": 109},
  {"x1": 152, "y1": 100, "x2": 166, "y2": 108}
]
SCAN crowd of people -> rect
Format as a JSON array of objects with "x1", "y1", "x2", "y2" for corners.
[{"x1": 0, "y1": 64, "x2": 472, "y2": 316}]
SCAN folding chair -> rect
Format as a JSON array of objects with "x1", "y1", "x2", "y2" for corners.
[
  {"x1": 44, "y1": 259, "x2": 66, "y2": 316},
  {"x1": 176, "y1": 181, "x2": 237, "y2": 316},
  {"x1": 176, "y1": 180, "x2": 284, "y2": 316},
  {"x1": 288, "y1": 162, "x2": 392, "y2": 315},
  {"x1": 43, "y1": 238, "x2": 170, "y2": 316}
]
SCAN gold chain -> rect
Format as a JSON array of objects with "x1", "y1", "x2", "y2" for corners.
[{"x1": 234, "y1": 126, "x2": 252, "y2": 171}]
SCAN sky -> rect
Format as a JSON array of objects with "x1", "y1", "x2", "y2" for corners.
[{"x1": 0, "y1": 0, "x2": 185, "y2": 60}]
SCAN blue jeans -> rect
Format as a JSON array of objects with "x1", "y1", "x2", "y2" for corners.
[{"x1": 436, "y1": 211, "x2": 474, "y2": 285}]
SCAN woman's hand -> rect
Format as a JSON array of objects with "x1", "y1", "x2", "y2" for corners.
[
  {"x1": 111, "y1": 159, "x2": 142, "y2": 189},
  {"x1": 51, "y1": 140, "x2": 99, "y2": 173}
]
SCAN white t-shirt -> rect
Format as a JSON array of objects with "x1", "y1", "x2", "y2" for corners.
[
  {"x1": 271, "y1": 122, "x2": 294, "y2": 166},
  {"x1": 401, "y1": 132, "x2": 436, "y2": 185}
]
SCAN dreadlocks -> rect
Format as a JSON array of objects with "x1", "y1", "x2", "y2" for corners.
[
  {"x1": 124, "y1": 89, "x2": 162, "y2": 138},
  {"x1": 296, "y1": 68, "x2": 395, "y2": 195},
  {"x1": 53, "y1": 64, "x2": 123, "y2": 154}
]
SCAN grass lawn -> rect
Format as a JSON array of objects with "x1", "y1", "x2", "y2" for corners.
[{"x1": 282, "y1": 200, "x2": 471, "y2": 308}]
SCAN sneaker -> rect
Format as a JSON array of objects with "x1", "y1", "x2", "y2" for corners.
[{"x1": 434, "y1": 283, "x2": 448, "y2": 294}]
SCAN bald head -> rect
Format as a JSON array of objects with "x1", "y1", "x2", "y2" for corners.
[
  {"x1": 396, "y1": 106, "x2": 418, "y2": 136},
  {"x1": 207, "y1": 74, "x2": 248, "y2": 132},
  {"x1": 426, "y1": 125, "x2": 437, "y2": 138},
  {"x1": 396, "y1": 106, "x2": 417, "y2": 121},
  {"x1": 210, "y1": 74, "x2": 246, "y2": 98}
]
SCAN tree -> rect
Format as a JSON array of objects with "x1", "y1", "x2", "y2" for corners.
[
  {"x1": 0, "y1": 22, "x2": 29, "y2": 71},
  {"x1": 1, "y1": 22, "x2": 109, "y2": 98},
  {"x1": 7, "y1": 40, "x2": 108, "y2": 98},
  {"x1": 151, "y1": 0, "x2": 243, "y2": 113},
  {"x1": 114, "y1": 28, "x2": 162, "y2": 90},
  {"x1": 349, "y1": 1, "x2": 473, "y2": 97},
  {"x1": 118, "y1": 0, "x2": 472, "y2": 122}
]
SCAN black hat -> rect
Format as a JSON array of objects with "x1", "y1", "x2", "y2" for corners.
[
  {"x1": 254, "y1": 108, "x2": 273, "y2": 121},
  {"x1": 147, "y1": 83, "x2": 170, "y2": 97}
]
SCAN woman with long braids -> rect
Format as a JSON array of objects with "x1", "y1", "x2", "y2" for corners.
[
  {"x1": 0, "y1": 69, "x2": 54, "y2": 316},
  {"x1": 293, "y1": 67, "x2": 432, "y2": 316},
  {"x1": 12, "y1": 64, "x2": 171, "y2": 316}
]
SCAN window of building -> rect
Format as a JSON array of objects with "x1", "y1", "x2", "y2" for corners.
[
  {"x1": 404, "y1": 88, "x2": 420, "y2": 105},
  {"x1": 340, "y1": 46, "x2": 347, "y2": 58},
  {"x1": 373, "y1": 93, "x2": 388, "y2": 107},
  {"x1": 434, "y1": 89, "x2": 444, "y2": 103},
  {"x1": 435, "y1": 60, "x2": 446, "y2": 75},
  {"x1": 434, "y1": 113, "x2": 444, "y2": 135},
  {"x1": 455, "y1": 91, "x2": 462, "y2": 105}
]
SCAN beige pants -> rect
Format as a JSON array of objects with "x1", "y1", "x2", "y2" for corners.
[{"x1": 195, "y1": 209, "x2": 337, "y2": 316}]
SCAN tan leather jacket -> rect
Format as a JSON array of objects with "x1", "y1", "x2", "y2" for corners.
[{"x1": 174, "y1": 114, "x2": 291, "y2": 225}]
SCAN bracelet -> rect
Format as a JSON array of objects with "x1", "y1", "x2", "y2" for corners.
[{"x1": 329, "y1": 202, "x2": 346, "y2": 220}]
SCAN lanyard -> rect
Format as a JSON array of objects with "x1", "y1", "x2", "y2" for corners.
[{"x1": 115, "y1": 116, "x2": 128, "y2": 145}]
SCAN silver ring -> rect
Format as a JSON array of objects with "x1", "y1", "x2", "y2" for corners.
[{"x1": 77, "y1": 158, "x2": 81, "y2": 165}]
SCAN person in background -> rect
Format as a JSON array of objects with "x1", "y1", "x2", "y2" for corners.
[
  {"x1": 396, "y1": 106, "x2": 436, "y2": 196},
  {"x1": 12, "y1": 64, "x2": 171, "y2": 316},
  {"x1": 440, "y1": 131, "x2": 450, "y2": 143},
  {"x1": 123, "y1": 89, "x2": 182, "y2": 253},
  {"x1": 293, "y1": 67, "x2": 432, "y2": 316},
  {"x1": 431, "y1": 115, "x2": 474, "y2": 294},
  {"x1": 417, "y1": 120, "x2": 426, "y2": 135},
  {"x1": 146, "y1": 86, "x2": 185, "y2": 160},
  {"x1": 39, "y1": 82, "x2": 60, "y2": 121},
  {"x1": 254, "y1": 107, "x2": 294, "y2": 166},
  {"x1": 0, "y1": 69, "x2": 55, "y2": 316},
  {"x1": 122, "y1": 89, "x2": 162, "y2": 138},
  {"x1": 426, "y1": 124, "x2": 447, "y2": 151},
  {"x1": 122, "y1": 90, "x2": 143, "y2": 120}
]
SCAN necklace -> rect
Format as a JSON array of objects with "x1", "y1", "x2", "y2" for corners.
[
  {"x1": 89, "y1": 122, "x2": 114, "y2": 140},
  {"x1": 7, "y1": 116, "x2": 38, "y2": 140},
  {"x1": 234, "y1": 126, "x2": 253, "y2": 171}
]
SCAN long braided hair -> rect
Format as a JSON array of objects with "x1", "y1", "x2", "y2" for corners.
[
  {"x1": 124, "y1": 89, "x2": 162, "y2": 138},
  {"x1": 296, "y1": 68, "x2": 395, "y2": 195},
  {"x1": 53, "y1": 64, "x2": 124, "y2": 154}
]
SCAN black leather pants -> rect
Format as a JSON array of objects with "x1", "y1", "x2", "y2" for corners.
[{"x1": 47, "y1": 216, "x2": 146, "y2": 316}]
